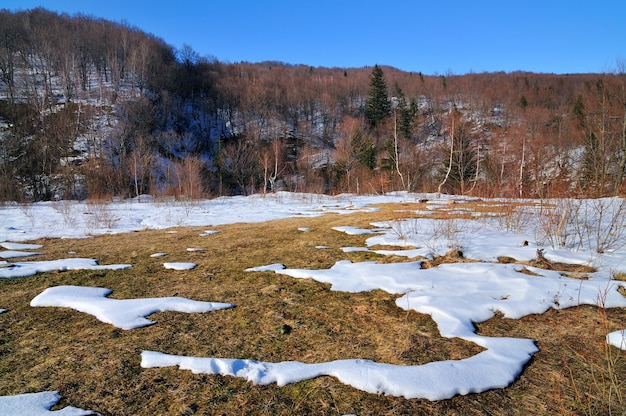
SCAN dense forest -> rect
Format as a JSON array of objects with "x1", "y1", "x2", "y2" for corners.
[{"x1": 1, "y1": 8, "x2": 625, "y2": 202}]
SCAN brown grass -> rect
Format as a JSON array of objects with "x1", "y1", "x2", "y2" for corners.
[{"x1": 0, "y1": 200, "x2": 624, "y2": 415}]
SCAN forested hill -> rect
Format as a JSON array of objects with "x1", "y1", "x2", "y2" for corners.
[{"x1": 1, "y1": 8, "x2": 625, "y2": 201}]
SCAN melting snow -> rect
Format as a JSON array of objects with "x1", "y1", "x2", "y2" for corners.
[
  {"x1": 1, "y1": 192, "x2": 626, "y2": 402},
  {"x1": 0, "y1": 391, "x2": 97, "y2": 415},
  {"x1": 0, "y1": 258, "x2": 130, "y2": 279},
  {"x1": 30, "y1": 286, "x2": 234, "y2": 330},
  {"x1": 163, "y1": 262, "x2": 196, "y2": 270}
]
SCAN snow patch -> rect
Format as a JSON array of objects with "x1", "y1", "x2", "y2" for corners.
[
  {"x1": 163, "y1": 262, "x2": 196, "y2": 270},
  {"x1": 30, "y1": 286, "x2": 233, "y2": 330},
  {"x1": 0, "y1": 391, "x2": 97, "y2": 415},
  {"x1": 0, "y1": 258, "x2": 130, "y2": 279}
]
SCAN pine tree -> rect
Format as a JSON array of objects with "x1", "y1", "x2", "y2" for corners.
[
  {"x1": 350, "y1": 126, "x2": 376, "y2": 169},
  {"x1": 394, "y1": 86, "x2": 416, "y2": 140},
  {"x1": 365, "y1": 65, "x2": 390, "y2": 126},
  {"x1": 519, "y1": 95, "x2": 528, "y2": 109},
  {"x1": 571, "y1": 94, "x2": 585, "y2": 129},
  {"x1": 579, "y1": 130, "x2": 606, "y2": 195}
]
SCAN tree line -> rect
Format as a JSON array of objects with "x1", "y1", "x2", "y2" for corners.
[{"x1": 1, "y1": 8, "x2": 625, "y2": 202}]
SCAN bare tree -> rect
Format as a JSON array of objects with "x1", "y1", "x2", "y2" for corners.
[
  {"x1": 0, "y1": 11, "x2": 25, "y2": 107},
  {"x1": 218, "y1": 138, "x2": 259, "y2": 195},
  {"x1": 390, "y1": 109, "x2": 406, "y2": 190},
  {"x1": 612, "y1": 61, "x2": 626, "y2": 193},
  {"x1": 438, "y1": 110, "x2": 455, "y2": 195},
  {"x1": 260, "y1": 139, "x2": 286, "y2": 193}
]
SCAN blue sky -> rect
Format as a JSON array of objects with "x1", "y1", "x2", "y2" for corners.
[{"x1": 3, "y1": 0, "x2": 625, "y2": 74}]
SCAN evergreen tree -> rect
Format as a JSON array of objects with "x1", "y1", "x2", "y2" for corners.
[
  {"x1": 519, "y1": 95, "x2": 528, "y2": 109},
  {"x1": 350, "y1": 126, "x2": 376, "y2": 169},
  {"x1": 571, "y1": 94, "x2": 586, "y2": 129},
  {"x1": 394, "y1": 85, "x2": 416, "y2": 140},
  {"x1": 365, "y1": 65, "x2": 390, "y2": 126},
  {"x1": 579, "y1": 130, "x2": 606, "y2": 195},
  {"x1": 572, "y1": 93, "x2": 609, "y2": 195}
]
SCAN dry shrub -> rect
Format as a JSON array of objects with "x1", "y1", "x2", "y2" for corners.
[
  {"x1": 157, "y1": 157, "x2": 207, "y2": 200},
  {"x1": 84, "y1": 197, "x2": 119, "y2": 229},
  {"x1": 550, "y1": 300, "x2": 625, "y2": 415}
]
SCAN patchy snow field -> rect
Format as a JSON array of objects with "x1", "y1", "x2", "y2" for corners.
[{"x1": 1, "y1": 192, "x2": 625, "y2": 413}]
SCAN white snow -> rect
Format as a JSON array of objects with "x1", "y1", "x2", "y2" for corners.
[
  {"x1": 0, "y1": 192, "x2": 398, "y2": 242},
  {"x1": 1, "y1": 242, "x2": 43, "y2": 250},
  {"x1": 607, "y1": 330, "x2": 626, "y2": 350},
  {"x1": 141, "y1": 344, "x2": 538, "y2": 400},
  {"x1": 0, "y1": 391, "x2": 97, "y2": 415},
  {"x1": 163, "y1": 262, "x2": 196, "y2": 270},
  {"x1": 1, "y1": 192, "x2": 625, "y2": 403},
  {"x1": 0, "y1": 258, "x2": 131, "y2": 279},
  {"x1": 174, "y1": 259, "x2": 626, "y2": 399},
  {"x1": 331, "y1": 225, "x2": 379, "y2": 235},
  {"x1": 340, "y1": 247, "x2": 370, "y2": 253},
  {"x1": 1, "y1": 242, "x2": 43, "y2": 260},
  {"x1": 244, "y1": 263, "x2": 286, "y2": 272},
  {"x1": 199, "y1": 230, "x2": 219, "y2": 236},
  {"x1": 0, "y1": 250, "x2": 42, "y2": 259},
  {"x1": 30, "y1": 286, "x2": 234, "y2": 330}
]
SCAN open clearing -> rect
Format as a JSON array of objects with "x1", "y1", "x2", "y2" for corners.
[{"x1": 1, "y1": 195, "x2": 625, "y2": 415}]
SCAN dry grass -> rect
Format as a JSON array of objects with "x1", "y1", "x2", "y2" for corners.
[{"x1": 0, "y1": 200, "x2": 624, "y2": 415}]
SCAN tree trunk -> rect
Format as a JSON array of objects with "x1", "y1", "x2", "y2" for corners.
[{"x1": 438, "y1": 115, "x2": 454, "y2": 195}]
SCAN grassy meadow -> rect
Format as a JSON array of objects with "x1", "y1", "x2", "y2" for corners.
[{"x1": 1, "y1": 200, "x2": 625, "y2": 415}]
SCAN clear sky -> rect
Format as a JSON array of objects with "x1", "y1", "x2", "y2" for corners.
[{"x1": 3, "y1": 0, "x2": 625, "y2": 75}]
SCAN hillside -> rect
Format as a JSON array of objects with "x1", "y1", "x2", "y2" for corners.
[{"x1": 1, "y1": 8, "x2": 626, "y2": 201}]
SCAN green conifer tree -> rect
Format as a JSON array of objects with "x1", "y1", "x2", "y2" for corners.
[
  {"x1": 350, "y1": 126, "x2": 376, "y2": 169},
  {"x1": 394, "y1": 85, "x2": 416, "y2": 140},
  {"x1": 365, "y1": 65, "x2": 391, "y2": 126}
]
